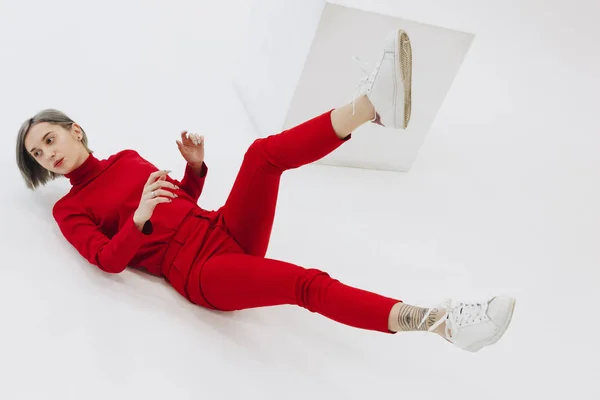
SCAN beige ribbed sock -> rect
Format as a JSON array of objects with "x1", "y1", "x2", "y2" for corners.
[{"x1": 388, "y1": 303, "x2": 446, "y2": 335}]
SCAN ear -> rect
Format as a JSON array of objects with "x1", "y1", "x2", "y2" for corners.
[{"x1": 70, "y1": 123, "x2": 83, "y2": 140}]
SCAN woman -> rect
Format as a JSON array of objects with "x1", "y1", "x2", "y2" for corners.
[{"x1": 15, "y1": 29, "x2": 514, "y2": 353}]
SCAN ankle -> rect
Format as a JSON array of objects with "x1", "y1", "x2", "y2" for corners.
[
  {"x1": 423, "y1": 307, "x2": 448, "y2": 337},
  {"x1": 354, "y1": 95, "x2": 376, "y2": 121},
  {"x1": 433, "y1": 320, "x2": 447, "y2": 337}
]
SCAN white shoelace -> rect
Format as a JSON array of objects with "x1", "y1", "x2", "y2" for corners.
[
  {"x1": 419, "y1": 300, "x2": 490, "y2": 340},
  {"x1": 351, "y1": 55, "x2": 382, "y2": 118}
]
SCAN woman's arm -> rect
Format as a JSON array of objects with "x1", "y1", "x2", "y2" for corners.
[
  {"x1": 174, "y1": 131, "x2": 207, "y2": 202},
  {"x1": 171, "y1": 161, "x2": 208, "y2": 202},
  {"x1": 52, "y1": 203, "x2": 152, "y2": 274}
]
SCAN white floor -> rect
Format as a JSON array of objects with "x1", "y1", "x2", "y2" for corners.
[{"x1": 1, "y1": 1, "x2": 599, "y2": 399}]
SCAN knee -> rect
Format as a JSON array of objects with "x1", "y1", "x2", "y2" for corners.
[
  {"x1": 244, "y1": 138, "x2": 281, "y2": 171},
  {"x1": 244, "y1": 138, "x2": 267, "y2": 162},
  {"x1": 295, "y1": 269, "x2": 335, "y2": 310}
]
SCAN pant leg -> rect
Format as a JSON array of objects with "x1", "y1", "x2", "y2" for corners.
[
  {"x1": 197, "y1": 252, "x2": 400, "y2": 333},
  {"x1": 221, "y1": 109, "x2": 350, "y2": 257}
]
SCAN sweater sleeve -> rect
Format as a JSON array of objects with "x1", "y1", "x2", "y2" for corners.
[
  {"x1": 52, "y1": 203, "x2": 151, "y2": 274},
  {"x1": 173, "y1": 162, "x2": 208, "y2": 202}
]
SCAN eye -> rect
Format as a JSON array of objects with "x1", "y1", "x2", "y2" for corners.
[{"x1": 46, "y1": 136, "x2": 54, "y2": 144}]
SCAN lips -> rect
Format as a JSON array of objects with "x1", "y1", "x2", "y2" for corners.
[{"x1": 54, "y1": 158, "x2": 64, "y2": 168}]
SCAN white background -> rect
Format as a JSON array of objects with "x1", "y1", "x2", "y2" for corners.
[{"x1": 1, "y1": 0, "x2": 599, "y2": 399}]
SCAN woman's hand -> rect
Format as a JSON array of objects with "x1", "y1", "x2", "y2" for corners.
[
  {"x1": 176, "y1": 131, "x2": 205, "y2": 170},
  {"x1": 133, "y1": 170, "x2": 179, "y2": 230}
]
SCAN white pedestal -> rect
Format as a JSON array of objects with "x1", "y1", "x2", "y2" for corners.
[{"x1": 233, "y1": 1, "x2": 474, "y2": 171}]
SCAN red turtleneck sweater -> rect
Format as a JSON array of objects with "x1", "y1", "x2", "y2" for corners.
[{"x1": 52, "y1": 150, "x2": 210, "y2": 275}]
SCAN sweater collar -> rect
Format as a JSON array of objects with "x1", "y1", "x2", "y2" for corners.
[{"x1": 65, "y1": 153, "x2": 102, "y2": 186}]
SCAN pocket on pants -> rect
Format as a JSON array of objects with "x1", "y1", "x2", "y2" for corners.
[{"x1": 164, "y1": 260, "x2": 191, "y2": 300}]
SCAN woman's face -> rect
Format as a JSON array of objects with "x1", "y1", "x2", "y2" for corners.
[{"x1": 24, "y1": 122, "x2": 89, "y2": 175}]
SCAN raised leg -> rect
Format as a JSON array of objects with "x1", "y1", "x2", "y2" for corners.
[
  {"x1": 221, "y1": 99, "x2": 374, "y2": 257},
  {"x1": 220, "y1": 27, "x2": 415, "y2": 256}
]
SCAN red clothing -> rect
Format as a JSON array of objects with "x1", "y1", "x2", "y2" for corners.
[
  {"x1": 53, "y1": 110, "x2": 401, "y2": 333},
  {"x1": 53, "y1": 148, "x2": 213, "y2": 275}
]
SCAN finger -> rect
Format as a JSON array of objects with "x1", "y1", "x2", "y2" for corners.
[
  {"x1": 150, "y1": 197, "x2": 173, "y2": 206},
  {"x1": 144, "y1": 189, "x2": 177, "y2": 201},
  {"x1": 146, "y1": 182, "x2": 178, "y2": 196},
  {"x1": 146, "y1": 169, "x2": 170, "y2": 184},
  {"x1": 179, "y1": 132, "x2": 189, "y2": 146},
  {"x1": 185, "y1": 132, "x2": 201, "y2": 146},
  {"x1": 159, "y1": 180, "x2": 178, "y2": 189},
  {"x1": 147, "y1": 180, "x2": 178, "y2": 192},
  {"x1": 186, "y1": 133, "x2": 198, "y2": 145},
  {"x1": 180, "y1": 135, "x2": 190, "y2": 146},
  {"x1": 146, "y1": 171, "x2": 163, "y2": 184},
  {"x1": 182, "y1": 131, "x2": 194, "y2": 145},
  {"x1": 153, "y1": 189, "x2": 178, "y2": 199}
]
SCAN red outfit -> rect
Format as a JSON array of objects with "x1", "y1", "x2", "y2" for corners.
[{"x1": 53, "y1": 110, "x2": 400, "y2": 333}]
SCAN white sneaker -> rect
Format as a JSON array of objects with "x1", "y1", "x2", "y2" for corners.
[
  {"x1": 420, "y1": 296, "x2": 516, "y2": 352},
  {"x1": 352, "y1": 28, "x2": 413, "y2": 129}
]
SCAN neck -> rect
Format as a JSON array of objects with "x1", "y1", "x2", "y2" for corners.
[
  {"x1": 73, "y1": 151, "x2": 91, "y2": 170},
  {"x1": 65, "y1": 151, "x2": 101, "y2": 187}
]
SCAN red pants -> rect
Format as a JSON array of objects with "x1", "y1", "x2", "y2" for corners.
[{"x1": 175, "y1": 110, "x2": 401, "y2": 333}]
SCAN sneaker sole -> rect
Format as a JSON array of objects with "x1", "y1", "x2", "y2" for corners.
[
  {"x1": 395, "y1": 30, "x2": 412, "y2": 129},
  {"x1": 464, "y1": 297, "x2": 517, "y2": 353}
]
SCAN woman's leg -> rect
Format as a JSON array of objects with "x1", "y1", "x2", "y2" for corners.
[
  {"x1": 197, "y1": 252, "x2": 445, "y2": 334},
  {"x1": 194, "y1": 253, "x2": 517, "y2": 351},
  {"x1": 220, "y1": 28, "x2": 414, "y2": 257},
  {"x1": 221, "y1": 97, "x2": 375, "y2": 257}
]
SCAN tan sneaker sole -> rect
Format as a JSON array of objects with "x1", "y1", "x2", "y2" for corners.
[{"x1": 398, "y1": 31, "x2": 412, "y2": 129}]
